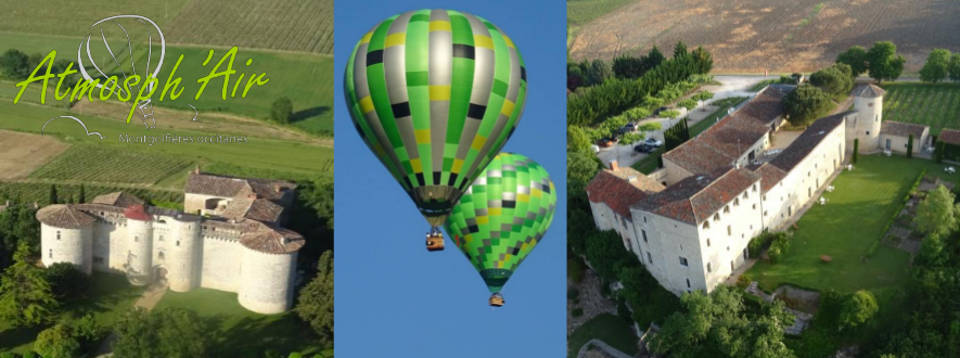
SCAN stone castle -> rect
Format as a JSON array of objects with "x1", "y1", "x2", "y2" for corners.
[
  {"x1": 587, "y1": 83, "x2": 931, "y2": 296},
  {"x1": 36, "y1": 170, "x2": 305, "y2": 314}
]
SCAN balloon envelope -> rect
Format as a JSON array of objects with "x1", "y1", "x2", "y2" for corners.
[
  {"x1": 444, "y1": 153, "x2": 556, "y2": 293},
  {"x1": 344, "y1": 9, "x2": 528, "y2": 227}
]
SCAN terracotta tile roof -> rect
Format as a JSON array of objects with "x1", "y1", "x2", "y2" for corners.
[
  {"x1": 123, "y1": 204, "x2": 152, "y2": 221},
  {"x1": 222, "y1": 197, "x2": 285, "y2": 223},
  {"x1": 663, "y1": 85, "x2": 791, "y2": 174},
  {"x1": 185, "y1": 173, "x2": 296, "y2": 200},
  {"x1": 769, "y1": 112, "x2": 847, "y2": 172},
  {"x1": 240, "y1": 221, "x2": 305, "y2": 254},
  {"x1": 852, "y1": 84, "x2": 885, "y2": 98},
  {"x1": 36, "y1": 204, "x2": 96, "y2": 229},
  {"x1": 634, "y1": 167, "x2": 760, "y2": 224},
  {"x1": 939, "y1": 129, "x2": 960, "y2": 146},
  {"x1": 749, "y1": 163, "x2": 788, "y2": 193},
  {"x1": 881, "y1": 121, "x2": 927, "y2": 138},
  {"x1": 91, "y1": 191, "x2": 145, "y2": 208},
  {"x1": 586, "y1": 168, "x2": 664, "y2": 218}
]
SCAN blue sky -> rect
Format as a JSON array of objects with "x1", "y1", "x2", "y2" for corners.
[{"x1": 333, "y1": 1, "x2": 567, "y2": 357}]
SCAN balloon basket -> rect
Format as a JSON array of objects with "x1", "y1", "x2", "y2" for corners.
[
  {"x1": 426, "y1": 231, "x2": 444, "y2": 252},
  {"x1": 489, "y1": 293, "x2": 504, "y2": 307}
]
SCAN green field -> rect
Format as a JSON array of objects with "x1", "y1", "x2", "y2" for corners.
[
  {"x1": 567, "y1": 313, "x2": 638, "y2": 358},
  {"x1": 0, "y1": 101, "x2": 332, "y2": 179},
  {"x1": 567, "y1": 0, "x2": 638, "y2": 28},
  {"x1": 748, "y1": 155, "x2": 953, "y2": 297},
  {"x1": 30, "y1": 145, "x2": 194, "y2": 185},
  {"x1": 0, "y1": 1, "x2": 188, "y2": 37},
  {"x1": 155, "y1": 288, "x2": 326, "y2": 356},
  {"x1": 882, "y1": 82, "x2": 960, "y2": 135},
  {"x1": 0, "y1": 273, "x2": 144, "y2": 354}
]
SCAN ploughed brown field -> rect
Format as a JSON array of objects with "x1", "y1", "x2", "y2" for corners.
[
  {"x1": 0, "y1": 129, "x2": 69, "y2": 180},
  {"x1": 569, "y1": 0, "x2": 960, "y2": 73}
]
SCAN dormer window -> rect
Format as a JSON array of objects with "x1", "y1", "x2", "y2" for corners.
[
  {"x1": 703, "y1": 221, "x2": 710, "y2": 230},
  {"x1": 713, "y1": 213, "x2": 720, "y2": 221},
  {"x1": 724, "y1": 205, "x2": 730, "y2": 213}
]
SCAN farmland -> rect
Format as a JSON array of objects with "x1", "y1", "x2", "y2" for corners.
[
  {"x1": 165, "y1": 0, "x2": 334, "y2": 54},
  {"x1": 29, "y1": 145, "x2": 194, "y2": 185},
  {"x1": 569, "y1": 0, "x2": 960, "y2": 73},
  {"x1": 0, "y1": 130, "x2": 69, "y2": 179},
  {"x1": 882, "y1": 82, "x2": 960, "y2": 135}
]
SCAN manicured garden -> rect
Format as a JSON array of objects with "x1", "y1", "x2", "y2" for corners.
[
  {"x1": 882, "y1": 82, "x2": 960, "y2": 135},
  {"x1": 155, "y1": 288, "x2": 327, "y2": 357}
]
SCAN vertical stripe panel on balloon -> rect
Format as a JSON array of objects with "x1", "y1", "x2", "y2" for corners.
[
  {"x1": 446, "y1": 11, "x2": 478, "y2": 190},
  {"x1": 405, "y1": 10, "x2": 433, "y2": 185},
  {"x1": 462, "y1": 23, "x2": 512, "y2": 191},
  {"x1": 352, "y1": 25, "x2": 410, "y2": 191},
  {"x1": 366, "y1": 18, "x2": 413, "y2": 187},
  {"x1": 383, "y1": 12, "x2": 422, "y2": 187},
  {"x1": 456, "y1": 13, "x2": 496, "y2": 191},
  {"x1": 428, "y1": 9, "x2": 452, "y2": 185}
]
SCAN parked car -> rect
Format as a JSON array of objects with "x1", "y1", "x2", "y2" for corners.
[
  {"x1": 633, "y1": 143, "x2": 653, "y2": 153},
  {"x1": 653, "y1": 106, "x2": 668, "y2": 115},
  {"x1": 623, "y1": 122, "x2": 637, "y2": 132},
  {"x1": 643, "y1": 137, "x2": 663, "y2": 148},
  {"x1": 598, "y1": 138, "x2": 615, "y2": 148}
]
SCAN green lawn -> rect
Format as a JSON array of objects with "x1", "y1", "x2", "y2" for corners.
[
  {"x1": 0, "y1": 273, "x2": 144, "y2": 354},
  {"x1": 882, "y1": 82, "x2": 960, "y2": 135},
  {"x1": 748, "y1": 155, "x2": 953, "y2": 294},
  {"x1": 567, "y1": 313, "x2": 638, "y2": 358},
  {"x1": 155, "y1": 288, "x2": 327, "y2": 357}
]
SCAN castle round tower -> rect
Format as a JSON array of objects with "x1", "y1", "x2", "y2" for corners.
[
  {"x1": 852, "y1": 84, "x2": 886, "y2": 153},
  {"x1": 166, "y1": 213, "x2": 202, "y2": 292},
  {"x1": 124, "y1": 205, "x2": 154, "y2": 286},
  {"x1": 237, "y1": 225, "x2": 304, "y2": 314},
  {"x1": 37, "y1": 205, "x2": 96, "y2": 274}
]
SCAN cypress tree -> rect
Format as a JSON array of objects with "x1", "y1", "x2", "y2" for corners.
[
  {"x1": 853, "y1": 139, "x2": 859, "y2": 164},
  {"x1": 907, "y1": 134, "x2": 914, "y2": 158}
]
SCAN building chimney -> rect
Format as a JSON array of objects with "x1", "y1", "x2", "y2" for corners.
[{"x1": 609, "y1": 160, "x2": 619, "y2": 171}]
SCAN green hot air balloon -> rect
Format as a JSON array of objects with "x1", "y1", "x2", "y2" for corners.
[
  {"x1": 444, "y1": 153, "x2": 556, "y2": 306},
  {"x1": 344, "y1": 9, "x2": 527, "y2": 251}
]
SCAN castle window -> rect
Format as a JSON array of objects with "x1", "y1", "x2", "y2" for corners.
[
  {"x1": 642, "y1": 230, "x2": 648, "y2": 243},
  {"x1": 48, "y1": 249, "x2": 52, "y2": 258},
  {"x1": 707, "y1": 263, "x2": 712, "y2": 273},
  {"x1": 134, "y1": 236, "x2": 138, "y2": 242},
  {"x1": 764, "y1": 210, "x2": 768, "y2": 216},
  {"x1": 707, "y1": 238, "x2": 711, "y2": 247},
  {"x1": 93, "y1": 257, "x2": 103, "y2": 264},
  {"x1": 643, "y1": 216, "x2": 647, "y2": 223},
  {"x1": 176, "y1": 240, "x2": 180, "y2": 247},
  {"x1": 647, "y1": 252, "x2": 653, "y2": 264},
  {"x1": 679, "y1": 256, "x2": 688, "y2": 266},
  {"x1": 724, "y1": 205, "x2": 730, "y2": 213},
  {"x1": 703, "y1": 221, "x2": 710, "y2": 230},
  {"x1": 686, "y1": 278, "x2": 691, "y2": 288},
  {"x1": 752, "y1": 204, "x2": 757, "y2": 210},
  {"x1": 158, "y1": 252, "x2": 165, "y2": 260},
  {"x1": 753, "y1": 184, "x2": 758, "y2": 192},
  {"x1": 727, "y1": 225, "x2": 732, "y2": 236},
  {"x1": 713, "y1": 213, "x2": 720, "y2": 221},
  {"x1": 866, "y1": 131, "x2": 870, "y2": 135},
  {"x1": 159, "y1": 235, "x2": 163, "y2": 241},
  {"x1": 743, "y1": 191, "x2": 749, "y2": 199},
  {"x1": 56, "y1": 231, "x2": 61, "y2": 240},
  {"x1": 733, "y1": 198, "x2": 739, "y2": 206}
]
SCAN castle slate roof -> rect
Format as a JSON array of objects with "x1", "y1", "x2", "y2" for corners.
[
  {"x1": 852, "y1": 84, "x2": 886, "y2": 98},
  {"x1": 239, "y1": 221, "x2": 305, "y2": 254},
  {"x1": 91, "y1": 191, "x2": 144, "y2": 208},
  {"x1": 633, "y1": 167, "x2": 760, "y2": 224},
  {"x1": 881, "y1": 121, "x2": 927, "y2": 138},
  {"x1": 586, "y1": 167, "x2": 665, "y2": 218},
  {"x1": 37, "y1": 204, "x2": 96, "y2": 229},
  {"x1": 939, "y1": 129, "x2": 960, "y2": 146},
  {"x1": 769, "y1": 112, "x2": 848, "y2": 173},
  {"x1": 663, "y1": 85, "x2": 791, "y2": 174},
  {"x1": 185, "y1": 173, "x2": 296, "y2": 201}
]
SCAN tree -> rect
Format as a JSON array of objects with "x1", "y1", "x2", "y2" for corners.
[
  {"x1": 914, "y1": 185, "x2": 958, "y2": 237},
  {"x1": 0, "y1": 242, "x2": 59, "y2": 327},
  {"x1": 919, "y1": 49, "x2": 952, "y2": 83},
  {"x1": 649, "y1": 286, "x2": 795, "y2": 357},
  {"x1": 674, "y1": 41, "x2": 688, "y2": 58},
  {"x1": 836, "y1": 46, "x2": 868, "y2": 76},
  {"x1": 48, "y1": 185, "x2": 58, "y2": 204},
  {"x1": 839, "y1": 290, "x2": 878, "y2": 330},
  {"x1": 0, "y1": 49, "x2": 29, "y2": 79},
  {"x1": 271, "y1": 97, "x2": 293, "y2": 123},
  {"x1": 295, "y1": 250, "x2": 333, "y2": 345},
  {"x1": 906, "y1": 134, "x2": 914, "y2": 158},
  {"x1": 0, "y1": 203, "x2": 40, "y2": 264},
  {"x1": 645, "y1": 45, "x2": 666, "y2": 70},
  {"x1": 783, "y1": 84, "x2": 832, "y2": 127},
  {"x1": 612, "y1": 55, "x2": 645, "y2": 79},
  {"x1": 866, "y1": 41, "x2": 905, "y2": 82},
  {"x1": 45, "y1": 262, "x2": 88, "y2": 302},
  {"x1": 34, "y1": 323, "x2": 81, "y2": 358},
  {"x1": 78, "y1": 184, "x2": 85, "y2": 203},
  {"x1": 112, "y1": 307, "x2": 210, "y2": 358},
  {"x1": 949, "y1": 53, "x2": 960, "y2": 82},
  {"x1": 810, "y1": 65, "x2": 854, "y2": 97},
  {"x1": 585, "y1": 230, "x2": 633, "y2": 282}
]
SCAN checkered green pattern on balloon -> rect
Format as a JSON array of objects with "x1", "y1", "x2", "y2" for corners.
[
  {"x1": 444, "y1": 152, "x2": 556, "y2": 293},
  {"x1": 343, "y1": 9, "x2": 527, "y2": 227}
]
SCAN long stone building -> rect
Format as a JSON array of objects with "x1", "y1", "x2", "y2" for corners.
[
  {"x1": 587, "y1": 83, "x2": 918, "y2": 296},
  {"x1": 36, "y1": 170, "x2": 305, "y2": 314}
]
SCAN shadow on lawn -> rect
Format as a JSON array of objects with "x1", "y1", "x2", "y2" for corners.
[
  {"x1": 290, "y1": 106, "x2": 330, "y2": 123},
  {"x1": 0, "y1": 325, "x2": 41, "y2": 351},
  {"x1": 206, "y1": 314, "x2": 323, "y2": 357}
]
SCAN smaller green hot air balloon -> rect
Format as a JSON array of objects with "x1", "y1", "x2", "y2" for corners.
[{"x1": 444, "y1": 152, "x2": 556, "y2": 307}]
